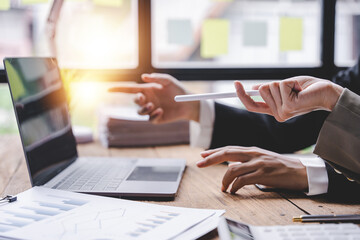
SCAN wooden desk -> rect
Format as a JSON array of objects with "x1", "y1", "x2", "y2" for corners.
[{"x1": 1, "y1": 135, "x2": 359, "y2": 239}]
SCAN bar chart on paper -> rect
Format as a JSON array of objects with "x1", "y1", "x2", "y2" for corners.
[
  {"x1": 0, "y1": 187, "x2": 223, "y2": 240},
  {"x1": 0, "y1": 193, "x2": 88, "y2": 233}
]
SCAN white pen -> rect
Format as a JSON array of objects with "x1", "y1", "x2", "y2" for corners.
[{"x1": 174, "y1": 90, "x2": 260, "y2": 102}]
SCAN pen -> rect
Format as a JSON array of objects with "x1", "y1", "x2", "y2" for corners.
[
  {"x1": 0, "y1": 195, "x2": 17, "y2": 204},
  {"x1": 174, "y1": 90, "x2": 260, "y2": 102},
  {"x1": 293, "y1": 214, "x2": 360, "y2": 223}
]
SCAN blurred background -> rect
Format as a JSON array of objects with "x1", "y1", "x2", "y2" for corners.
[{"x1": 0, "y1": 0, "x2": 359, "y2": 135}]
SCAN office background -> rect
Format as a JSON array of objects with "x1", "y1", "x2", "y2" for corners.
[{"x1": 0, "y1": 0, "x2": 359, "y2": 134}]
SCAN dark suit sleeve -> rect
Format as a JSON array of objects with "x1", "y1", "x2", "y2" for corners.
[
  {"x1": 325, "y1": 162, "x2": 360, "y2": 200},
  {"x1": 331, "y1": 56, "x2": 360, "y2": 93},
  {"x1": 210, "y1": 103, "x2": 329, "y2": 153}
]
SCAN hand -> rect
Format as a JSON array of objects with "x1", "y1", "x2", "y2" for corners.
[
  {"x1": 196, "y1": 146, "x2": 308, "y2": 194},
  {"x1": 235, "y1": 76, "x2": 344, "y2": 122},
  {"x1": 109, "y1": 73, "x2": 200, "y2": 123}
]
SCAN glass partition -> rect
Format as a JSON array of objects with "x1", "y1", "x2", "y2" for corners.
[
  {"x1": 335, "y1": 0, "x2": 360, "y2": 67},
  {"x1": 151, "y1": 0, "x2": 322, "y2": 68},
  {"x1": 0, "y1": 0, "x2": 138, "y2": 70}
]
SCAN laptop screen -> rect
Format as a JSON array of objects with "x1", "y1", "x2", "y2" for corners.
[{"x1": 4, "y1": 58, "x2": 78, "y2": 186}]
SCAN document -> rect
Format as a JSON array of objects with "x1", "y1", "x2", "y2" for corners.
[
  {"x1": 98, "y1": 106, "x2": 189, "y2": 147},
  {"x1": 0, "y1": 187, "x2": 224, "y2": 240}
]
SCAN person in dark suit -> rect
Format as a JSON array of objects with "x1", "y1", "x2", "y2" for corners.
[{"x1": 111, "y1": 57, "x2": 360, "y2": 198}]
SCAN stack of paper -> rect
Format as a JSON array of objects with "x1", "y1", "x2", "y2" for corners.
[
  {"x1": 0, "y1": 187, "x2": 224, "y2": 240},
  {"x1": 98, "y1": 106, "x2": 189, "y2": 147}
]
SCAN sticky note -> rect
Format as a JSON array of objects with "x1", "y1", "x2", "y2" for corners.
[
  {"x1": 168, "y1": 19, "x2": 193, "y2": 45},
  {"x1": 0, "y1": 0, "x2": 10, "y2": 10},
  {"x1": 201, "y1": 19, "x2": 229, "y2": 58},
  {"x1": 93, "y1": 0, "x2": 123, "y2": 7},
  {"x1": 22, "y1": 0, "x2": 48, "y2": 4},
  {"x1": 279, "y1": 17, "x2": 303, "y2": 51},
  {"x1": 243, "y1": 21, "x2": 267, "y2": 47}
]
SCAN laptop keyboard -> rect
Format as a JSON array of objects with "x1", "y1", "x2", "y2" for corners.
[{"x1": 52, "y1": 159, "x2": 136, "y2": 192}]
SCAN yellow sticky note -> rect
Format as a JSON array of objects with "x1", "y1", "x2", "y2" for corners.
[
  {"x1": 22, "y1": 0, "x2": 48, "y2": 4},
  {"x1": 201, "y1": 19, "x2": 229, "y2": 58},
  {"x1": 0, "y1": 0, "x2": 10, "y2": 10},
  {"x1": 279, "y1": 17, "x2": 303, "y2": 51},
  {"x1": 93, "y1": 0, "x2": 123, "y2": 7}
]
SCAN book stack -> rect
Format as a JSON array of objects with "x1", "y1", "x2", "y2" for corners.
[{"x1": 99, "y1": 106, "x2": 189, "y2": 147}]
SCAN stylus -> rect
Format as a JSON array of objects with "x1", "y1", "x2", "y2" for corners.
[{"x1": 174, "y1": 90, "x2": 260, "y2": 102}]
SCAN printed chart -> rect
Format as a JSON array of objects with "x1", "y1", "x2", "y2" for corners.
[{"x1": 0, "y1": 187, "x2": 223, "y2": 240}]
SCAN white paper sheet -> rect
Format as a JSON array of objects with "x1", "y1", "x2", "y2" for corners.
[{"x1": 0, "y1": 187, "x2": 224, "y2": 240}]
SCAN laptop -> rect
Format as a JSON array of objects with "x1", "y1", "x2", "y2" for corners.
[{"x1": 4, "y1": 57, "x2": 186, "y2": 198}]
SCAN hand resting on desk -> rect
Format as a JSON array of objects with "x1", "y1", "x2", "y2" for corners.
[{"x1": 197, "y1": 146, "x2": 308, "y2": 194}]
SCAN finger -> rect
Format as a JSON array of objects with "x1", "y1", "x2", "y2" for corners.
[
  {"x1": 229, "y1": 170, "x2": 260, "y2": 194},
  {"x1": 269, "y1": 82, "x2": 283, "y2": 115},
  {"x1": 289, "y1": 76, "x2": 313, "y2": 89},
  {"x1": 258, "y1": 84, "x2": 279, "y2": 120},
  {"x1": 292, "y1": 79, "x2": 302, "y2": 92},
  {"x1": 108, "y1": 83, "x2": 162, "y2": 94},
  {"x1": 200, "y1": 146, "x2": 262, "y2": 158},
  {"x1": 279, "y1": 80, "x2": 294, "y2": 99},
  {"x1": 281, "y1": 79, "x2": 302, "y2": 96},
  {"x1": 234, "y1": 81, "x2": 271, "y2": 114},
  {"x1": 197, "y1": 150, "x2": 225, "y2": 168},
  {"x1": 134, "y1": 93, "x2": 147, "y2": 106},
  {"x1": 197, "y1": 149, "x2": 236, "y2": 168},
  {"x1": 108, "y1": 83, "x2": 144, "y2": 94},
  {"x1": 138, "y1": 102, "x2": 154, "y2": 115},
  {"x1": 252, "y1": 84, "x2": 262, "y2": 90},
  {"x1": 142, "y1": 73, "x2": 175, "y2": 86},
  {"x1": 200, "y1": 146, "x2": 231, "y2": 158},
  {"x1": 221, "y1": 162, "x2": 259, "y2": 192},
  {"x1": 149, "y1": 108, "x2": 164, "y2": 124},
  {"x1": 278, "y1": 80, "x2": 297, "y2": 113},
  {"x1": 197, "y1": 148, "x2": 262, "y2": 168}
]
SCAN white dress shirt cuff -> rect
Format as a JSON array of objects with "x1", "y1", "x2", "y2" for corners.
[
  {"x1": 190, "y1": 100, "x2": 215, "y2": 149},
  {"x1": 298, "y1": 157, "x2": 329, "y2": 196}
]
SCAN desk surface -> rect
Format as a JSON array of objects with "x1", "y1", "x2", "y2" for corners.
[{"x1": 1, "y1": 135, "x2": 359, "y2": 239}]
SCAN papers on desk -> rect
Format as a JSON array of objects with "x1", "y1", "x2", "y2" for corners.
[
  {"x1": 0, "y1": 187, "x2": 224, "y2": 240},
  {"x1": 98, "y1": 106, "x2": 189, "y2": 147},
  {"x1": 218, "y1": 217, "x2": 360, "y2": 240}
]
